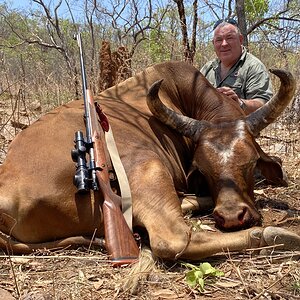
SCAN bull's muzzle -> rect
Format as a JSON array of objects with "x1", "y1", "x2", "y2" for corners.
[{"x1": 213, "y1": 202, "x2": 261, "y2": 231}]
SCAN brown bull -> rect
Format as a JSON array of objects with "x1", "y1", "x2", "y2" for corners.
[{"x1": 0, "y1": 61, "x2": 299, "y2": 260}]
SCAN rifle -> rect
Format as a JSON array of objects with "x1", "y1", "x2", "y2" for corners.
[{"x1": 71, "y1": 32, "x2": 139, "y2": 266}]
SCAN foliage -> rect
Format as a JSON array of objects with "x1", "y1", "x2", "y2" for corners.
[
  {"x1": 147, "y1": 29, "x2": 166, "y2": 62},
  {"x1": 293, "y1": 281, "x2": 300, "y2": 291},
  {"x1": 182, "y1": 262, "x2": 224, "y2": 292},
  {"x1": 245, "y1": 0, "x2": 269, "y2": 21}
]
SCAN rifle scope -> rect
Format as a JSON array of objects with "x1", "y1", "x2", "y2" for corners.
[{"x1": 71, "y1": 130, "x2": 90, "y2": 192}]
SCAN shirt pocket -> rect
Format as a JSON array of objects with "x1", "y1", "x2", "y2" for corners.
[{"x1": 224, "y1": 75, "x2": 244, "y2": 98}]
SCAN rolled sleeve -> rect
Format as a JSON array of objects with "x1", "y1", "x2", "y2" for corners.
[{"x1": 245, "y1": 64, "x2": 273, "y2": 103}]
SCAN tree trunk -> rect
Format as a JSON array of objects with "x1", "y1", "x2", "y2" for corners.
[
  {"x1": 236, "y1": 0, "x2": 248, "y2": 48},
  {"x1": 173, "y1": 0, "x2": 195, "y2": 63}
]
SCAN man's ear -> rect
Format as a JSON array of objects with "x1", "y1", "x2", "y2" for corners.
[{"x1": 239, "y1": 33, "x2": 244, "y2": 44}]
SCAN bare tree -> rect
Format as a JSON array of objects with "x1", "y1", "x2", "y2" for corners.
[
  {"x1": 1, "y1": 0, "x2": 81, "y2": 97},
  {"x1": 94, "y1": 0, "x2": 168, "y2": 72},
  {"x1": 201, "y1": 0, "x2": 299, "y2": 49},
  {"x1": 173, "y1": 0, "x2": 198, "y2": 63},
  {"x1": 236, "y1": 0, "x2": 248, "y2": 47},
  {"x1": 33, "y1": 0, "x2": 83, "y2": 97}
]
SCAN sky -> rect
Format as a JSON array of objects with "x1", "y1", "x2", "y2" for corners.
[
  {"x1": 2, "y1": 0, "x2": 217, "y2": 29},
  {"x1": 2, "y1": 0, "x2": 286, "y2": 29},
  {"x1": 2, "y1": 0, "x2": 85, "y2": 20}
]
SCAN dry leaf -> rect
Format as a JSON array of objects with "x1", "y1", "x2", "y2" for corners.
[
  {"x1": 78, "y1": 269, "x2": 85, "y2": 281},
  {"x1": 151, "y1": 288, "x2": 178, "y2": 299},
  {"x1": 199, "y1": 224, "x2": 216, "y2": 231},
  {"x1": 216, "y1": 280, "x2": 241, "y2": 288},
  {"x1": 93, "y1": 279, "x2": 104, "y2": 290},
  {"x1": 254, "y1": 189, "x2": 266, "y2": 195}
]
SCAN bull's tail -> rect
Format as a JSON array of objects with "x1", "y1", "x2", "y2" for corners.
[
  {"x1": 120, "y1": 246, "x2": 157, "y2": 295},
  {"x1": 0, "y1": 231, "x2": 104, "y2": 254}
]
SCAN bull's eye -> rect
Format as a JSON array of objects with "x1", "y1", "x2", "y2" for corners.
[{"x1": 242, "y1": 160, "x2": 257, "y2": 179}]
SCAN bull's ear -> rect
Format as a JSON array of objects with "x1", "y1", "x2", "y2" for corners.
[
  {"x1": 255, "y1": 141, "x2": 288, "y2": 187},
  {"x1": 187, "y1": 166, "x2": 210, "y2": 196}
]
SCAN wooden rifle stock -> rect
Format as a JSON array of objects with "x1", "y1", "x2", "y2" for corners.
[{"x1": 86, "y1": 90, "x2": 139, "y2": 266}]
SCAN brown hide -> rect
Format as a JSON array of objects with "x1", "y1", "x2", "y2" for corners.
[
  {"x1": 0, "y1": 103, "x2": 104, "y2": 244},
  {"x1": 0, "y1": 61, "x2": 298, "y2": 260}
]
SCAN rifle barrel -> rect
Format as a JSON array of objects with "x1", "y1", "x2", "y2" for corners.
[{"x1": 74, "y1": 32, "x2": 139, "y2": 265}]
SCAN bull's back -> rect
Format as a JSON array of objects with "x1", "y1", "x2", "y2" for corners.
[
  {"x1": 97, "y1": 62, "x2": 194, "y2": 184},
  {"x1": 98, "y1": 61, "x2": 203, "y2": 113}
]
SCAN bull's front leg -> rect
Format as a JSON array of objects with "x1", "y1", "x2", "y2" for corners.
[
  {"x1": 145, "y1": 210, "x2": 300, "y2": 260},
  {"x1": 129, "y1": 159, "x2": 300, "y2": 260},
  {"x1": 172, "y1": 227, "x2": 300, "y2": 261}
]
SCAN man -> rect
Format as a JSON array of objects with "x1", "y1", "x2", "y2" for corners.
[{"x1": 201, "y1": 19, "x2": 273, "y2": 114}]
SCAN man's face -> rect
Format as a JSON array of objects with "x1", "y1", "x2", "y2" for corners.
[{"x1": 213, "y1": 24, "x2": 243, "y2": 67}]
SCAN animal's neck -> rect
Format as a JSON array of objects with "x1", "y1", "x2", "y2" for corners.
[{"x1": 190, "y1": 88, "x2": 243, "y2": 123}]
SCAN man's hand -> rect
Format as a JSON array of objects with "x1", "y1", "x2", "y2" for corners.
[
  {"x1": 217, "y1": 87, "x2": 239, "y2": 102},
  {"x1": 217, "y1": 87, "x2": 265, "y2": 114},
  {"x1": 217, "y1": 87, "x2": 246, "y2": 110}
]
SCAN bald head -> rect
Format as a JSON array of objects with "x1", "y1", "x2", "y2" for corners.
[
  {"x1": 214, "y1": 21, "x2": 241, "y2": 34},
  {"x1": 212, "y1": 23, "x2": 243, "y2": 68}
]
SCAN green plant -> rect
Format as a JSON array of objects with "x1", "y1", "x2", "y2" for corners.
[
  {"x1": 182, "y1": 262, "x2": 224, "y2": 292},
  {"x1": 292, "y1": 281, "x2": 300, "y2": 291}
]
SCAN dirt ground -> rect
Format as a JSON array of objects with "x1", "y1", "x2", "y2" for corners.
[{"x1": 0, "y1": 101, "x2": 299, "y2": 300}]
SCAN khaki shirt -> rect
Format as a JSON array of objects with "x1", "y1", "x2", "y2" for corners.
[{"x1": 200, "y1": 47, "x2": 273, "y2": 103}]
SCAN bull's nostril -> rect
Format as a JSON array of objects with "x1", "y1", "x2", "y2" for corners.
[
  {"x1": 213, "y1": 211, "x2": 225, "y2": 227},
  {"x1": 238, "y1": 207, "x2": 247, "y2": 225}
]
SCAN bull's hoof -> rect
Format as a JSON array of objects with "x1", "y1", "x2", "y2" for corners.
[
  {"x1": 249, "y1": 228, "x2": 263, "y2": 248},
  {"x1": 262, "y1": 227, "x2": 300, "y2": 251}
]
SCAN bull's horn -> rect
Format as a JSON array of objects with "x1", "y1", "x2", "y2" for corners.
[
  {"x1": 146, "y1": 79, "x2": 209, "y2": 140},
  {"x1": 246, "y1": 69, "x2": 296, "y2": 136}
]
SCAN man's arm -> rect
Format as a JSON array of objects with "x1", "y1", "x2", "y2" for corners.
[
  {"x1": 217, "y1": 86, "x2": 265, "y2": 114},
  {"x1": 241, "y1": 98, "x2": 265, "y2": 114}
]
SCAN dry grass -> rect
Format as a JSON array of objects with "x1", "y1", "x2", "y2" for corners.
[{"x1": 0, "y1": 244, "x2": 299, "y2": 299}]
